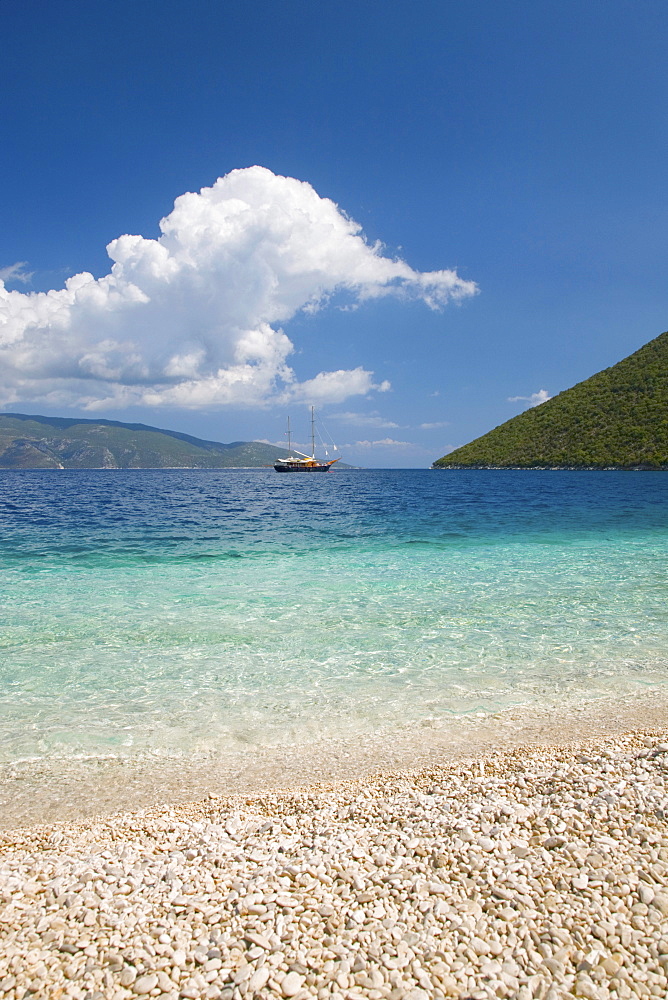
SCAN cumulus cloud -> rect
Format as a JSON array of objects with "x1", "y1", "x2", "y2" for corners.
[
  {"x1": 419, "y1": 420, "x2": 449, "y2": 429},
  {"x1": 508, "y1": 389, "x2": 551, "y2": 408},
  {"x1": 285, "y1": 369, "x2": 391, "y2": 406},
  {"x1": 330, "y1": 410, "x2": 400, "y2": 428},
  {"x1": 0, "y1": 166, "x2": 477, "y2": 410}
]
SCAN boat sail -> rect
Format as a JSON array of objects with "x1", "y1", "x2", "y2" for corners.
[{"x1": 274, "y1": 407, "x2": 340, "y2": 473}]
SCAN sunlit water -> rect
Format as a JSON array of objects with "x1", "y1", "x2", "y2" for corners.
[{"x1": 1, "y1": 468, "x2": 667, "y2": 771}]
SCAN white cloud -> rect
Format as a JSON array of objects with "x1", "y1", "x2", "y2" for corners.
[
  {"x1": 0, "y1": 261, "x2": 33, "y2": 286},
  {"x1": 508, "y1": 388, "x2": 551, "y2": 408},
  {"x1": 0, "y1": 166, "x2": 477, "y2": 410},
  {"x1": 352, "y1": 438, "x2": 414, "y2": 448},
  {"x1": 285, "y1": 368, "x2": 390, "y2": 406},
  {"x1": 419, "y1": 420, "x2": 449, "y2": 429},
  {"x1": 330, "y1": 410, "x2": 400, "y2": 428}
]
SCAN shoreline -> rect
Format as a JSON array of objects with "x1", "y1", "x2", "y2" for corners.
[
  {"x1": 1, "y1": 728, "x2": 668, "y2": 999},
  {"x1": 3, "y1": 687, "x2": 668, "y2": 830}
]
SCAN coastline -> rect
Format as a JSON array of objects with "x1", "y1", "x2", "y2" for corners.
[
  {"x1": 3, "y1": 687, "x2": 668, "y2": 830},
  {"x1": 432, "y1": 465, "x2": 668, "y2": 471},
  {"x1": 1, "y1": 727, "x2": 668, "y2": 999}
]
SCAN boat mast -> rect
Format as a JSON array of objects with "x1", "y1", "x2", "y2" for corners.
[
  {"x1": 287, "y1": 416, "x2": 291, "y2": 457},
  {"x1": 311, "y1": 406, "x2": 315, "y2": 458}
]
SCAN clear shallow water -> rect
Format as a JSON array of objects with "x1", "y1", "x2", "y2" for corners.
[{"x1": 1, "y1": 468, "x2": 667, "y2": 766}]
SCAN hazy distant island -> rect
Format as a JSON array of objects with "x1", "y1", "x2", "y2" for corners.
[
  {"x1": 0, "y1": 413, "x2": 297, "y2": 469},
  {"x1": 434, "y1": 329, "x2": 668, "y2": 469}
]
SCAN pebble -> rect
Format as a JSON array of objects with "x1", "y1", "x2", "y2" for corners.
[
  {"x1": 133, "y1": 972, "x2": 158, "y2": 993},
  {"x1": 281, "y1": 970, "x2": 305, "y2": 995},
  {"x1": 1, "y1": 730, "x2": 668, "y2": 1000},
  {"x1": 651, "y1": 892, "x2": 668, "y2": 914},
  {"x1": 249, "y1": 965, "x2": 271, "y2": 990}
]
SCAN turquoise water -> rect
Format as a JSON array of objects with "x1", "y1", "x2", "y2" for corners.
[{"x1": 1, "y1": 468, "x2": 667, "y2": 766}]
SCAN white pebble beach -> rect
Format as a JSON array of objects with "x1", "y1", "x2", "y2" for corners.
[{"x1": 2, "y1": 726, "x2": 668, "y2": 1000}]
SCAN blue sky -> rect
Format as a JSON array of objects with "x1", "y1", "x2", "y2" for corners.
[{"x1": 1, "y1": 0, "x2": 666, "y2": 467}]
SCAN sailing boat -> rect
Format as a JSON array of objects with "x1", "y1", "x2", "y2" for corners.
[{"x1": 273, "y1": 407, "x2": 340, "y2": 472}]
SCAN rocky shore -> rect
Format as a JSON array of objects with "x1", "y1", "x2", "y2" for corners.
[{"x1": 1, "y1": 730, "x2": 668, "y2": 1000}]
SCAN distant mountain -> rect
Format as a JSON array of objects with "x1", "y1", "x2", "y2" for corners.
[
  {"x1": 433, "y1": 330, "x2": 668, "y2": 469},
  {"x1": 0, "y1": 413, "x2": 292, "y2": 469}
]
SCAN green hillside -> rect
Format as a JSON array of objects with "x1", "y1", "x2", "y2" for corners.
[
  {"x1": 433, "y1": 330, "x2": 668, "y2": 469},
  {"x1": 0, "y1": 413, "x2": 290, "y2": 469}
]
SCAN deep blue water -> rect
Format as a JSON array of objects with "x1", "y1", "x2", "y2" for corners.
[{"x1": 0, "y1": 468, "x2": 667, "y2": 763}]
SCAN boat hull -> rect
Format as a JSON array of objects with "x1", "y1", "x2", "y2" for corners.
[{"x1": 274, "y1": 462, "x2": 334, "y2": 472}]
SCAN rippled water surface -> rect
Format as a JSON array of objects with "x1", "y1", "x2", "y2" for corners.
[{"x1": 1, "y1": 468, "x2": 667, "y2": 766}]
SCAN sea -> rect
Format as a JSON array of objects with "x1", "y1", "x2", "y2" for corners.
[{"x1": 1, "y1": 467, "x2": 667, "y2": 824}]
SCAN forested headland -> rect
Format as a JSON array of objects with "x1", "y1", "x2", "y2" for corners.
[{"x1": 433, "y1": 330, "x2": 668, "y2": 469}]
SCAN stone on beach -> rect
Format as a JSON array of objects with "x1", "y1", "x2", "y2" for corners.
[{"x1": 1, "y1": 730, "x2": 668, "y2": 999}]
